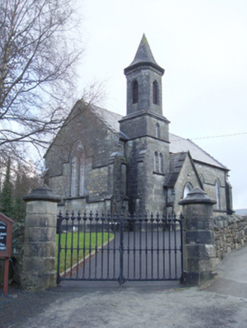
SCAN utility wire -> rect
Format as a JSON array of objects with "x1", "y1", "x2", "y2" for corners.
[
  {"x1": 171, "y1": 132, "x2": 247, "y2": 142},
  {"x1": 191, "y1": 132, "x2": 247, "y2": 141}
]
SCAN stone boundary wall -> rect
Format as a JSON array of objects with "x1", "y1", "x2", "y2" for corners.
[{"x1": 214, "y1": 215, "x2": 247, "y2": 261}]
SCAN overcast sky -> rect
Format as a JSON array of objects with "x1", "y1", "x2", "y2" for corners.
[{"x1": 76, "y1": 0, "x2": 247, "y2": 210}]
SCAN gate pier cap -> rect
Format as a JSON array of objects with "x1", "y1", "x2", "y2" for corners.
[
  {"x1": 23, "y1": 184, "x2": 61, "y2": 203},
  {"x1": 179, "y1": 187, "x2": 216, "y2": 206}
]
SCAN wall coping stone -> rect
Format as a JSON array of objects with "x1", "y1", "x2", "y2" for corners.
[{"x1": 214, "y1": 214, "x2": 246, "y2": 227}]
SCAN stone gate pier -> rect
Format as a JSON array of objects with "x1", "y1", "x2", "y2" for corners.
[
  {"x1": 179, "y1": 187, "x2": 217, "y2": 286},
  {"x1": 21, "y1": 185, "x2": 60, "y2": 289}
]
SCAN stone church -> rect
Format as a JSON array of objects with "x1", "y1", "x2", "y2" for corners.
[{"x1": 44, "y1": 34, "x2": 233, "y2": 216}]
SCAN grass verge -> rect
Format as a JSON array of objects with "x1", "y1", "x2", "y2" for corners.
[{"x1": 56, "y1": 232, "x2": 114, "y2": 273}]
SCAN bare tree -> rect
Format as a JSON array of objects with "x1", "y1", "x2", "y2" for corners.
[{"x1": 0, "y1": 0, "x2": 84, "y2": 160}]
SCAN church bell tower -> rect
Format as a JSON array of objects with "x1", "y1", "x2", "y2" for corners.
[
  {"x1": 124, "y1": 34, "x2": 164, "y2": 117},
  {"x1": 119, "y1": 34, "x2": 170, "y2": 214},
  {"x1": 120, "y1": 34, "x2": 169, "y2": 141}
]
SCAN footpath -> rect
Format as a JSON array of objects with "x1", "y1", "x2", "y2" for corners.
[{"x1": 1, "y1": 246, "x2": 247, "y2": 328}]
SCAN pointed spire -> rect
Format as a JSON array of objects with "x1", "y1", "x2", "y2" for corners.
[
  {"x1": 130, "y1": 34, "x2": 157, "y2": 66},
  {"x1": 124, "y1": 34, "x2": 164, "y2": 74}
]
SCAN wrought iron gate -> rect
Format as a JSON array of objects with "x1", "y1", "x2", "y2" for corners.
[{"x1": 57, "y1": 212, "x2": 183, "y2": 285}]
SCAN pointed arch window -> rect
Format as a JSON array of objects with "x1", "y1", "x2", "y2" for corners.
[
  {"x1": 154, "y1": 152, "x2": 163, "y2": 173},
  {"x1": 132, "y1": 80, "x2": 138, "y2": 104},
  {"x1": 183, "y1": 182, "x2": 193, "y2": 199},
  {"x1": 153, "y1": 81, "x2": 159, "y2": 105},
  {"x1": 154, "y1": 151, "x2": 159, "y2": 171},
  {"x1": 159, "y1": 153, "x2": 163, "y2": 173},
  {"x1": 216, "y1": 179, "x2": 221, "y2": 209},
  {"x1": 156, "y1": 123, "x2": 160, "y2": 138},
  {"x1": 70, "y1": 142, "x2": 85, "y2": 197},
  {"x1": 71, "y1": 155, "x2": 77, "y2": 197}
]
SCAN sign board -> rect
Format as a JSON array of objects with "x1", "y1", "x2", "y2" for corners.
[
  {"x1": 0, "y1": 213, "x2": 14, "y2": 296},
  {"x1": 0, "y1": 213, "x2": 14, "y2": 259},
  {"x1": 0, "y1": 221, "x2": 7, "y2": 252}
]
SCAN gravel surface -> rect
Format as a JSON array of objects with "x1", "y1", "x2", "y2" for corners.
[{"x1": 1, "y1": 246, "x2": 247, "y2": 328}]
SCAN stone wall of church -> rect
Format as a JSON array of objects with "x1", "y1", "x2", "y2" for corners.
[
  {"x1": 45, "y1": 104, "x2": 120, "y2": 178},
  {"x1": 172, "y1": 155, "x2": 201, "y2": 216},
  {"x1": 44, "y1": 102, "x2": 123, "y2": 214},
  {"x1": 125, "y1": 68, "x2": 163, "y2": 116},
  {"x1": 48, "y1": 175, "x2": 67, "y2": 199},
  {"x1": 87, "y1": 166, "x2": 109, "y2": 197},
  {"x1": 194, "y1": 163, "x2": 227, "y2": 213},
  {"x1": 59, "y1": 198, "x2": 111, "y2": 215},
  {"x1": 144, "y1": 139, "x2": 169, "y2": 214},
  {"x1": 120, "y1": 113, "x2": 169, "y2": 142},
  {"x1": 125, "y1": 136, "x2": 169, "y2": 215}
]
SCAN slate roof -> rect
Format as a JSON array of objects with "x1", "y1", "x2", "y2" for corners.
[
  {"x1": 164, "y1": 153, "x2": 187, "y2": 188},
  {"x1": 169, "y1": 133, "x2": 227, "y2": 170},
  {"x1": 90, "y1": 104, "x2": 122, "y2": 133},
  {"x1": 46, "y1": 100, "x2": 228, "y2": 173},
  {"x1": 92, "y1": 106, "x2": 228, "y2": 170}
]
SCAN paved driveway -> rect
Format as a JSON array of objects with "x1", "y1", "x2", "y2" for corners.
[
  {"x1": 58, "y1": 230, "x2": 183, "y2": 284},
  {"x1": 1, "y1": 246, "x2": 247, "y2": 328}
]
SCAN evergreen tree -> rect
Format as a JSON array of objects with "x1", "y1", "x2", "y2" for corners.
[
  {"x1": 12, "y1": 162, "x2": 40, "y2": 221},
  {"x1": 0, "y1": 159, "x2": 40, "y2": 221},
  {"x1": 13, "y1": 166, "x2": 26, "y2": 221},
  {"x1": 0, "y1": 158, "x2": 13, "y2": 218}
]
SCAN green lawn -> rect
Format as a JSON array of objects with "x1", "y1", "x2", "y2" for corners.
[{"x1": 56, "y1": 232, "x2": 114, "y2": 274}]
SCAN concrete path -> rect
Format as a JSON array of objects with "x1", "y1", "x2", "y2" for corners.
[
  {"x1": 205, "y1": 245, "x2": 247, "y2": 299},
  {"x1": 1, "y1": 246, "x2": 247, "y2": 328}
]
